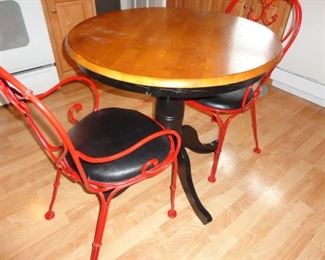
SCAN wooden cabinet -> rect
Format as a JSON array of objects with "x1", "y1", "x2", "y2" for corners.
[
  {"x1": 167, "y1": 0, "x2": 291, "y2": 38},
  {"x1": 42, "y1": 0, "x2": 96, "y2": 79}
]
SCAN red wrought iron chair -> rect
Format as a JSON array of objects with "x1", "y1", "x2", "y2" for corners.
[
  {"x1": 0, "y1": 66, "x2": 181, "y2": 260},
  {"x1": 187, "y1": 0, "x2": 302, "y2": 183}
]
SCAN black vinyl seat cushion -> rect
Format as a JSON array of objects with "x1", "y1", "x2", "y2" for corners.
[
  {"x1": 65, "y1": 108, "x2": 171, "y2": 183},
  {"x1": 192, "y1": 87, "x2": 253, "y2": 110}
]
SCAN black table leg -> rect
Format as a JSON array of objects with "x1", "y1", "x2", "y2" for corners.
[
  {"x1": 182, "y1": 125, "x2": 218, "y2": 153},
  {"x1": 178, "y1": 146, "x2": 212, "y2": 224},
  {"x1": 155, "y1": 97, "x2": 212, "y2": 225}
]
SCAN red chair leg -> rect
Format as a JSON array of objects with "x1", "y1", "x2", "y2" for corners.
[
  {"x1": 45, "y1": 170, "x2": 62, "y2": 220},
  {"x1": 90, "y1": 193, "x2": 113, "y2": 260},
  {"x1": 168, "y1": 160, "x2": 178, "y2": 218},
  {"x1": 208, "y1": 125, "x2": 227, "y2": 183},
  {"x1": 250, "y1": 104, "x2": 261, "y2": 154}
]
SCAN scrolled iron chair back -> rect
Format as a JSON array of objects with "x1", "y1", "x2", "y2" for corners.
[
  {"x1": 0, "y1": 69, "x2": 68, "y2": 163},
  {"x1": 0, "y1": 68, "x2": 114, "y2": 194},
  {"x1": 0, "y1": 68, "x2": 93, "y2": 188},
  {"x1": 226, "y1": 0, "x2": 302, "y2": 59},
  {"x1": 224, "y1": 0, "x2": 302, "y2": 107}
]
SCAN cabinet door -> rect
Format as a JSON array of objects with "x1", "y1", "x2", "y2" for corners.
[{"x1": 42, "y1": 0, "x2": 96, "y2": 78}]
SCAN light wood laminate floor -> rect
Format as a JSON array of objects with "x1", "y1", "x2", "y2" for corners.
[{"x1": 0, "y1": 82, "x2": 324, "y2": 259}]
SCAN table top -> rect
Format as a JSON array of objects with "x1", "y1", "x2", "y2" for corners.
[{"x1": 65, "y1": 8, "x2": 282, "y2": 89}]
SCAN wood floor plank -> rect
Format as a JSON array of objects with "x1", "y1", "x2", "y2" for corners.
[
  {"x1": 0, "y1": 84, "x2": 324, "y2": 259},
  {"x1": 296, "y1": 223, "x2": 325, "y2": 260},
  {"x1": 247, "y1": 202, "x2": 312, "y2": 259}
]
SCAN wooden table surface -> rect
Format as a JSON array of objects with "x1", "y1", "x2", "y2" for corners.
[{"x1": 65, "y1": 8, "x2": 282, "y2": 89}]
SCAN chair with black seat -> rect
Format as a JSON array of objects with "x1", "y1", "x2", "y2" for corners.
[
  {"x1": 187, "y1": 0, "x2": 302, "y2": 183},
  {"x1": 0, "y1": 66, "x2": 181, "y2": 260}
]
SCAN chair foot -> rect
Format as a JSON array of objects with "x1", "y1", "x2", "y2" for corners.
[
  {"x1": 208, "y1": 175, "x2": 216, "y2": 183},
  {"x1": 253, "y1": 147, "x2": 261, "y2": 154},
  {"x1": 167, "y1": 209, "x2": 177, "y2": 218},
  {"x1": 44, "y1": 210, "x2": 55, "y2": 220}
]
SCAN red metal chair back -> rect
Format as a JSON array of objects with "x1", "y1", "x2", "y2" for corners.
[
  {"x1": 0, "y1": 67, "x2": 94, "y2": 188},
  {"x1": 0, "y1": 67, "x2": 71, "y2": 161},
  {"x1": 226, "y1": 0, "x2": 302, "y2": 60},
  {"x1": 224, "y1": 0, "x2": 302, "y2": 107}
]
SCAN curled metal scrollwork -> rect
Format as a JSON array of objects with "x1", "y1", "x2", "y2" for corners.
[
  {"x1": 226, "y1": 0, "x2": 302, "y2": 57},
  {"x1": 36, "y1": 75, "x2": 100, "y2": 124},
  {"x1": 246, "y1": 0, "x2": 279, "y2": 26},
  {"x1": 141, "y1": 158, "x2": 159, "y2": 177},
  {"x1": 68, "y1": 102, "x2": 83, "y2": 124}
]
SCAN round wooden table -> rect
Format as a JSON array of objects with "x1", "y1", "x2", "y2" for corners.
[{"x1": 65, "y1": 8, "x2": 282, "y2": 224}]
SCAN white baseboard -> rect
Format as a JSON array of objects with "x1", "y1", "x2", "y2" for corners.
[{"x1": 271, "y1": 68, "x2": 325, "y2": 107}]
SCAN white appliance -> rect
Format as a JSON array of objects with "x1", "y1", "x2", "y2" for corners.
[{"x1": 0, "y1": 0, "x2": 59, "y2": 105}]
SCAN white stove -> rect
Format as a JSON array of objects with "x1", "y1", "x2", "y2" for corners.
[{"x1": 0, "y1": 0, "x2": 59, "y2": 105}]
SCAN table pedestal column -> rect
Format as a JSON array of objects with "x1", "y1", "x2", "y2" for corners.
[{"x1": 155, "y1": 97, "x2": 212, "y2": 225}]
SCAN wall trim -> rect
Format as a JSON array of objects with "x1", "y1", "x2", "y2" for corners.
[{"x1": 271, "y1": 67, "x2": 325, "y2": 107}]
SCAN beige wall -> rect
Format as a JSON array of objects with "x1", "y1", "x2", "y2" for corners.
[
  {"x1": 272, "y1": 0, "x2": 325, "y2": 107},
  {"x1": 279, "y1": 0, "x2": 325, "y2": 84}
]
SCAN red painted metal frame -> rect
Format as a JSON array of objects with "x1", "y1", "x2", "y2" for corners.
[
  {"x1": 188, "y1": 0, "x2": 302, "y2": 183},
  {"x1": 0, "y1": 66, "x2": 181, "y2": 260}
]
